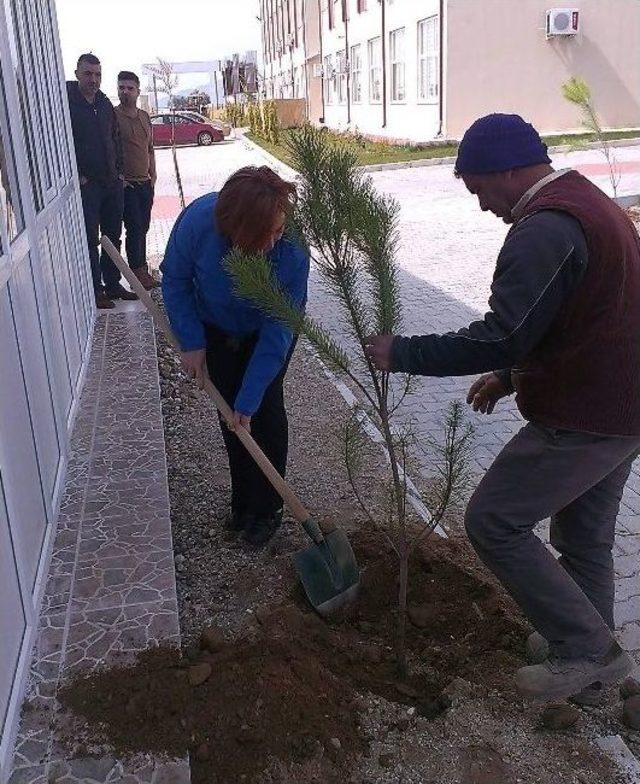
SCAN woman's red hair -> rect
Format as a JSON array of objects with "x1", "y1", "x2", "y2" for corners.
[{"x1": 215, "y1": 166, "x2": 296, "y2": 253}]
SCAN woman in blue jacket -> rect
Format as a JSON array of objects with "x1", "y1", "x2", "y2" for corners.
[{"x1": 161, "y1": 166, "x2": 309, "y2": 547}]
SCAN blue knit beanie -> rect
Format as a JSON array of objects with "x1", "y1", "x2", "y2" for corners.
[{"x1": 455, "y1": 113, "x2": 551, "y2": 175}]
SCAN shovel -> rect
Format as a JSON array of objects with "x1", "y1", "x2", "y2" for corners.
[{"x1": 100, "y1": 236, "x2": 360, "y2": 615}]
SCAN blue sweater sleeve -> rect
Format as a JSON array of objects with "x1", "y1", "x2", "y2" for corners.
[
  {"x1": 160, "y1": 211, "x2": 207, "y2": 351},
  {"x1": 234, "y1": 246, "x2": 310, "y2": 415}
]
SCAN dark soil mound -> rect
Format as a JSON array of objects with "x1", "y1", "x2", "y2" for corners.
[{"x1": 58, "y1": 530, "x2": 527, "y2": 783}]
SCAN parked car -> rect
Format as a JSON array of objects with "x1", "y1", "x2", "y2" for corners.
[
  {"x1": 176, "y1": 110, "x2": 232, "y2": 137},
  {"x1": 150, "y1": 113, "x2": 224, "y2": 147}
]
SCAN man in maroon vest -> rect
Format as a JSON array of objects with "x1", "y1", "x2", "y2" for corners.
[{"x1": 365, "y1": 113, "x2": 640, "y2": 701}]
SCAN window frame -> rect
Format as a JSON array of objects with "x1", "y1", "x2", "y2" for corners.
[
  {"x1": 417, "y1": 15, "x2": 440, "y2": 104},
  {"x1": 350, "y1": 43, "x2": 362, "y2": 104},
  {"x1": 389, "y1": 27, "x2": 406, "y2": 104},
  {"x1": 367, "y1": 36, "x2": 381, "y2": 105},
  {"x1": 324, "y1": 54, "x2": 335, "y2": 104},
  {"x1": 336, "y1": 50, "x2": 347, "y2": 104},
  {"x1": 0, "y1": 59, "x2": 25, "y2": 251}
]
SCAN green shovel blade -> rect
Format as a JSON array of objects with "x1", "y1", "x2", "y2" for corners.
[{"x1": 294, "y1": 528, "x2": 360, "y2": 616}]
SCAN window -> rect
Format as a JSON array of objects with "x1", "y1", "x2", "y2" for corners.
[
  {"x1": 357, "y1": 0, "x2": 367, "y2": 11},
  {"x1": 0, "y1": 62, "x2": 24, "y2": 246},
  {"x1": 324, "y1": 54, "x2": 334, "y2": 104},
  {"x1": 367, "y1": 37, "x2": 381, "y2": 104},
  {"x1": 6, "y1": 0, "x2": 44, "y2": 210},
  {"x1": 328, "y1": 0, "x2": 335, "y2": 29},
  {"x1": 336, "y1": 50, "x2": 347, "y2": 104},
  {"x1": 350, "y1": 44, "x2": 362, "y2": 103},
  {"x1": 418, "y1": 16, "x2": 440, "y2": 102},
  {"x1": 150, "y1": 116, "x2": 164, "y2": 125},
  {"x1": 389, "y1": 27, "x2": 405, "y2": 103}
]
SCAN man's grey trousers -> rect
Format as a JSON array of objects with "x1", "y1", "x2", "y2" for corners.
[{"x1": 465, "y1": 422, "x2": 640, "y2": 658}]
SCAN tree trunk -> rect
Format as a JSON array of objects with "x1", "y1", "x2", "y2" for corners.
[{"x1": 396, "y1": 543, "x2": 409, "y2": 679}]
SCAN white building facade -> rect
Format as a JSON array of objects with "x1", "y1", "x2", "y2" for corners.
[
  {"x1": 0, "y1": 0, "x2": 93, "y2": 778},
  {"x1": 260, "y1": 1, "x2": 640, "y2": 143},
  {"x1": 321, "y1": 0, "x2": 443, "y2": 140}
]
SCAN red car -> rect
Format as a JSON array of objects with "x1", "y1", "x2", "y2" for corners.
[{"x1": 150, "y1": 113, "x2": 224, "y2": 147}]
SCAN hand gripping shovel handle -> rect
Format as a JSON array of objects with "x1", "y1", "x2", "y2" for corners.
[{"x1": 100, "y1": 236, "x2": 322, "y2": 539}]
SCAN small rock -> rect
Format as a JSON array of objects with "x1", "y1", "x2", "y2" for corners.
[
  {"x1": 623, "y1": 695, "x2": 640, "y2": 730},
  {"x1": 621, "y1": 676, "x2": 640, "y2": 700},
  {"x1": 255, "y1": 605, "x2": 272, "y2": 625},
  {"x1": 195, "y1": 742, "x2": 210, "y2": 761},
  {"x1": 378, "y1": 753, "x2": 394, "y2": 768},
  {"x1": 395, "y1": 682, "x2": 421, "y2": 698},
  {"x1": 188, "y1": 662, "x2": 212, "y2": 686},
  {"x1": 200, "y1": 625, "x2": 225, "y2": 653},
  {"x1": 407, "y1": 604, "x2": 435, "y2": 629},
  {"x1": 417, "y1": 698, "x2": 444, "y2": 719},
  {"x1": 329, "y1": 737, "x2": 341, "y2": 751},
  {"x1": 362, "y1": 644, "x2": 382, "y2": 664},
  {"x1": 175, "y1": 554, "x2": 186, "y2": 565},
  {"x1": 541, "y1": 703, "x2": 580, "y2": 730},
  {"x1": 440, "y1": 677, "x2": 477, "y2": 708}
]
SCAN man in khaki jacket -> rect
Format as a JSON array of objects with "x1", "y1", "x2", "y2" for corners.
[{"x1": 115, "y1": 70, "x2": 158, "y2": 290}]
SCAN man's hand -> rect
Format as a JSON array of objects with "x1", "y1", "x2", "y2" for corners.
[
  {"x1": 230, "y1": 411, "x2": 251, "y2": 433},
  {"x1": 79, "y1": 175, "x2": 89, "y2": 186},
  {"x1": 466, "y1": 372, "x2": 510, "y2": 414},
  {"x1": 180, "y1": 349, "x2": 207, "y2": 388},
  {"x1": 364, "y1": 334, "x2": 396, "y2": 372}
]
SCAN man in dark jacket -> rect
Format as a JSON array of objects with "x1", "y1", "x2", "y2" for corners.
[
  {"x1": 365, "y1": 114, "x2": 640, "y2": 701},
  {"x1": 67, "y1": 53, "x2": 137, "y2": 309}
]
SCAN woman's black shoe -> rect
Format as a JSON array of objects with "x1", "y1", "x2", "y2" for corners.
[
  {"x1": 225, "y1": 511, "x2": 251, "y2": 532},
  {"x1": 243, "y1": 509, "x2": 283, "y2": 547}
]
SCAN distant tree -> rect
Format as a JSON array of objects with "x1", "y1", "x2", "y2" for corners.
[
  {"x1": 153, "y1": 58, "x2": 185, "y2": 210},
  {"x1": 562, "y1": 77, "x2": 621, "y2": 198}
]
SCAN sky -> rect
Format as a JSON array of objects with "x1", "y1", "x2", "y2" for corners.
[{"x1": 57, "y1": 0, "x2": 262, "y2": 101}]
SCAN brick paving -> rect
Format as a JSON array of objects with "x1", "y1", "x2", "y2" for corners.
[{"x1": 145, "y1": 137, "x2": 640, "y2": 654}]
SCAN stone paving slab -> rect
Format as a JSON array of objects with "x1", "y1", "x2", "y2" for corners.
[{"x1": 10, "y1": 312, "x2": 187, "y2": 784}]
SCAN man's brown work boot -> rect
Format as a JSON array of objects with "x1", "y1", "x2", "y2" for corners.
[
  {"x1": 95, "y1": 291, "x2": 115, "y2": 309},
  {"x1": 517, "y1": 641, "x2": 633, "y2": 700},
  {"x1": 525, "y1": 631, "x2": 606, "y2": 706},
  {"x1": 133, "y1": 267, "x2": 160, "y2": 290}
]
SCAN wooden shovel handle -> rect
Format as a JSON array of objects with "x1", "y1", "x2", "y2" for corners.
[{"x1": 100, "y1": 235, "x2": 311, "y2": 524}]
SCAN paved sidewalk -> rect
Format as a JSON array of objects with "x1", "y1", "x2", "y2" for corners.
[
  {"x1": 10, "y1": 311, "x2": 188, "y2": 784},
  {"x1": 146, "y1": 137, "x2": 640, "y2": 655}
]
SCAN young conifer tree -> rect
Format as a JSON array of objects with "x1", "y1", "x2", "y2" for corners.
[{"x1": 226, "y1": 126, "x2": 473, "y2": 675}]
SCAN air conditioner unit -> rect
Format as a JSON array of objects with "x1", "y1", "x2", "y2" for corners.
[
  {"x1": 546, "y1": 8, "x2": 580, "y2": 37},
  {"x1": 312, "y1": 63, "x2": 324, "y2": 78}
]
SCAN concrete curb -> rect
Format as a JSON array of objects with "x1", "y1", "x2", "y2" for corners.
[
  {"x1": 597, "y1": 735, "x2": 640, "y2": 783},
  {"x1": 242, "y1": 131, "x2": 640, "y2": 175}
]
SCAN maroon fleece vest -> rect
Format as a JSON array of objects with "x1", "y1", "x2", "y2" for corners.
[{"x1": 512, "y1": 170, "x2": 640, "y2": 436}]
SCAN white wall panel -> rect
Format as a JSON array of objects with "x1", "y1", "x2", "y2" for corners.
[
  {"x1": 43, "y1": 223, "x2": 81, "y2": 389},
  {"x1": 9, "y1": 256, "x2": 61, "y2": 513},
  {"x1": 55, "y1": 210, "x2": 87, "y2": 349},
  {"x1": 0, "y1": 472, "x2": 25, "y2": 742},
  {"x1": 36, "y1": 229, "x2": 73, "y2": 420},
  {"x1": 0, "y1": 287, "x2": 48, "y2": 591}
]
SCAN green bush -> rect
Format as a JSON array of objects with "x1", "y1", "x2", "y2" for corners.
[{"x1": 223, "y1": 102, "x2": 247, "y2": 128}]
